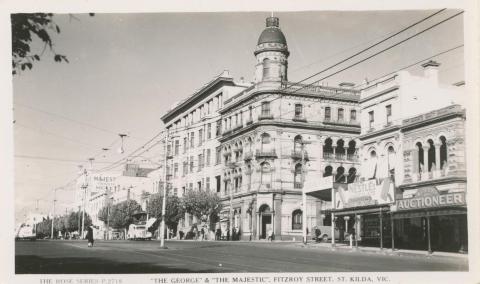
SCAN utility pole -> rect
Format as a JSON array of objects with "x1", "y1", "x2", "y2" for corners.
[
  {"x1": 81, "y1": 168, "x2": 88, "y2": 239},
  {"x1": 160, "y1": 133, "x2": 169, "y2": 249},
  {"x1": 51, "y1": 189, "x2": 57, "y2": 239},
  {"x1": 34, "y1": 199, "x2": 39, "y2": 235},
  {"x1": 301, "y1": 141, "x2": 307, "y2": 245}
]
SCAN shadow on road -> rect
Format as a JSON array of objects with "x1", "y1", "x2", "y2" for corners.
[{"x1": 16, "y1": 255, "x2": 219, "y2": 274}]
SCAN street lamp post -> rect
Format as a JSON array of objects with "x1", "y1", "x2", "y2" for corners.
[{"x1": 160, "y1": 133, "x2": 172, "y2": 249}]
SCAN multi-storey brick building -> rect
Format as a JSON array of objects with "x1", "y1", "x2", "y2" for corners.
[
  {"x1": 218, "y1": 16, "x2": 361, "y2": 240},
  {"x1": 160, "y1": 71, "x2": 250, "y2": 233}
]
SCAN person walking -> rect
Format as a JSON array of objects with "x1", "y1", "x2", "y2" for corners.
[{"x1": 86, "y1": 226, "x2": 94, "y2": 247}]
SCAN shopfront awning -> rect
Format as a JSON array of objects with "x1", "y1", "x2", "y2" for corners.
[
  {"x1": 392, "y1": 207, "x2": 467, "y2": 219},
  {"x1": 328, "y1": 206, "x2": 390, "y2": 216}
]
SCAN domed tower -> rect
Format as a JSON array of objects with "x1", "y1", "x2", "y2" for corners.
[{"x1": 254, "y1": 16, "x2": 289, "y2": 84}]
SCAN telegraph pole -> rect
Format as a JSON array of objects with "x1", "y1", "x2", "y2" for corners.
[
  {"x1": 160, "y1": 133, "x2": 169, "y2": 249},
  {"x1": 81, "y1": 168, "x2": 88, "y2": 239},
  {"x1": 51, "y1": 189, "x2": 57, "y2": 239},
  {"x1": 301, "y1": 141, "x2": 307, "y2": 245}
]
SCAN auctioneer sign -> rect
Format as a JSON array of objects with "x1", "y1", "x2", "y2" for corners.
[
  {"x1": 395, "y1": 186, "x2": 466, "y2": 210},
  {"x1": 334, "y1": 178, "x2": 394, "y2": 209}
]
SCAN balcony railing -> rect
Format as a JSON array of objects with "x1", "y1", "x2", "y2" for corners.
[
  {"x1": 323, "y1": 152, "x2": 334, "y2": 159},
  {"x1": 294, "y1": 182, "x2": 303, "y2": 189},
  {"x1": 246, "y1": 118, "x2": 253, "y2": 125},
  {"x1": 255, "y1": 149, "x2": 277, "y2": 159},
  {"x1": 324, "y1": 119, "x2": 360, "y2": 126},
  {"x1": 232, "y1": 124, "x2": 243, "y2": 131},
  {"x1": 166, "y1": 152, "x2": 173, "y2": 159},
  {"x1": 335, "y1": 153, "x2": 346, "y2": 160},
  {"x1": 292, "y1": 116, "x2": 307, "y2": 122},
  {"x1": 258, "y1": 113, "x2": 274, "y2": 120},
  {"x1": 347, "y1": 153, "x2": 359, "y2": 161},
  {"x1": 291, "y1": 150, "x2": 308, "y2": 160},
  {"x1": 244, "y1": 151, "x2": 253, "y2": 161}
]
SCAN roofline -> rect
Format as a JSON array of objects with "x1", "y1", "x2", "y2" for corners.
[{"x1": 161, "y1": 76, "x2": 236, "y2": 124}]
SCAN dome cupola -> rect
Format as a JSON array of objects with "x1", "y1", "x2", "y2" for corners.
[{"x1": 253, "y1": 16, "x2": 289, "y2": 83}]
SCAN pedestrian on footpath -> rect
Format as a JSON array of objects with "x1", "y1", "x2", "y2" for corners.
[{"x1": 86, "y1": 226, "x2": 94, "y2": 247}]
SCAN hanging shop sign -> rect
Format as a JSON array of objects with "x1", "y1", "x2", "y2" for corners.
[
  {"x1": 395, "y1": 187, "x2": 466, "y2": 211},
  {"x1": 334, "y1": 178, "x2": 394, "y2": 209}
]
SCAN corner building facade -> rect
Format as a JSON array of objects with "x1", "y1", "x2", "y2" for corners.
[{"x1": 218, "y1": 17, "x2": 361, "y2": 240}]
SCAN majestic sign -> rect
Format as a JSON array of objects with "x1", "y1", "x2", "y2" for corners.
[
  {"x1": 396, "y1": 187, "x2": 466, "y2": 210},
  {"x1": 91, "y1": 174, "x2": 117, "y2": 192},
  {"x1": 334, "y1": 178, "x2": 394, "y2": 209}
]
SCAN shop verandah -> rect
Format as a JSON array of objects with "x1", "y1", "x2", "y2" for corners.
[{"x1": 308, "y1": 179, "x2": 468, "y2": 253}]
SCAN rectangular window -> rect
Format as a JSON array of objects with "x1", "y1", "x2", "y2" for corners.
[
  {"x1": 216, "y1": 147, "x2": 222, "y2": 165},
  {"x1": 216, "y1": 176, "x2": 221, "y2": 193},
  {"x1": 174, "y1": 140, "x2": 179, "y2": 155},
  {"x1": 207, "y1": 123, "x2": 211, "y2": 139},
  {"x1": 386, "y1": 105, "x2": 392, "y2": 124},
  {"x1": 369, "y1": 111, "x2": 374, "y2": 129},
  {"x1": 190, "y1": 156, "x2": 194, "y2": 172},
  {"x1": 183, "y1": 137, "x2": 187, "y2": 153},
  {"x1": 190, "y1": 132, "x2": 195, "y2": 148},
  {"x1": 294, "y1": 104, "x2": 303, "y2": 117},
  {"x1": 206, "y1": 149, "x2": 211, "y2": 166},
  {"x1": 350, "y1": 109, "x2": 357, "y2": 121},
  {"x1": 261, "y1": 101, "x2": 270, "y2": 116},
  {"x1": 189, "y1": 183, "x2": 193, "y2": 191},
  {"x1": 198, "y1": 129, "x2": 203, "y2": 146},
  {"x1": 198, "y1": 181, "x2": 202, "y2": 191},
  {"x1": 249, "y1": 106, "x2": 253, "y2": 120},
  {"x1": 325, "y1": 107, "x2": 331, "y2": 121},
  {"x1": 174, "y1": 163, "x2": 178, "y2": 178},
  {"x1": 216, "y1": 120, "x2": 221, "y2": 136},
  {"x1": 338, "y1": 108, "x2": 344, "y2": 121}
]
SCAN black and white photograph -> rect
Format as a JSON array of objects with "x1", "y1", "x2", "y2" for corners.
[{"x1": 1, "y1": 1, "x2": 479, "y2": 283}]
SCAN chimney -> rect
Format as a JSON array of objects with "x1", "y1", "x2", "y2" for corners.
[{"x1": 421, "y1": 60, "x2": 440, "y2": 82}]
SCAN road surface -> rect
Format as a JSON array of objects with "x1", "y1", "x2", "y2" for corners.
[{"x1": 15, "y1": 240, "x2": 468, "y2": 274}]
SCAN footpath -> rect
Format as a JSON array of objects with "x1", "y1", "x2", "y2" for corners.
[{"x1": 292, "y1": 241, "x2": 468, "y2": 260}]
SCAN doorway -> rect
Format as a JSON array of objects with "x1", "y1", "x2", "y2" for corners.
[{"x1": 259, "y1": 204, "x2": 272, "y2": 239}]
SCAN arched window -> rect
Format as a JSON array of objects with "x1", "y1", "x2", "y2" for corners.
[
  {"x1": 324, "y1": 165, "x2": 333, "y2": 177},
  {"x1": 347, "y1": 167, "x2": 357, "y2": 183},
  {"x1": 294, "y1": 164, "x2": 302, "y2": 188},
  {"x1": 387, "y1": 146, "x2": 396, "y2": 172},
  {"x1": 292, "y1": 209, "x2": 302, "y2": 230},
  {"x1": 294, "y1": 135, "x2": 302, "y2": 152},
  {"x1": 336, "y1": 139, "x2": 345, "y2": 159},
  {"x1": 336, "y1": 166, "x2": 346, "y2": 183},
  {"x1": 323, "y1": 138, "x2": 333, "y2": 158},
  {"x1": 440, "y1": 136, "x2": 448, "y2": 170},
  {"x1": 416, "y1": 142, "x2": 424, "y2": 173},
  {"x1": 427, "y1": 139, "x2": 436, "y2": 172},
  {"x1": 260, "y1": 162, "x2": 271, "y2": 188}
]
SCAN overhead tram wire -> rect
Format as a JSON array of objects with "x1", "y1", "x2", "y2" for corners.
[
  {"x1": 48, "y1": 11, "x2": 464, "y2": 180},
  {"x1": 284, "y1": 8, "x2": 447, "y2": 90},
  {"x1": 354, "y1": 44, "x2": 464, "y2": 90},
  {"x1": 154, "y1": 9, "x2": 459, "y2": 136},
  {"x1": 287, "y1": 11, "x2": 464, "y2": 95}
]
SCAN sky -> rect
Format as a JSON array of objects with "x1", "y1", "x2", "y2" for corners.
[{"x1": 11, "y1": 10, "x2": 465, "y2": 223}]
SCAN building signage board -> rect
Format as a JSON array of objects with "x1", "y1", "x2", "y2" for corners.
[
  {"x1": 395, "y1": 186, "x2": 466, "y2": 211},
  {"x1": 304, "y1": 175, "x2": 333, "y2": 194},
  {"x1": 334, "y1": 178, "x2": 394, "y2": 209},
  {"x1": 91, "y1": 174, "x2": 117, "y2": 192}
]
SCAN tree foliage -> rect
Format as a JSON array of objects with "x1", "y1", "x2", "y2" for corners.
[
  {"x1": 146, "y1": 194, "x2": 184, "y2": 229},
  {"x1": 182, "y1": 190, "x2": 222, "y2": 223},
  {"x1": 108, "y1": 199, "x2": 142, "y2": 230},
  {"x1": 11, "y1": 13, "x2": 93, "y2": 75}
]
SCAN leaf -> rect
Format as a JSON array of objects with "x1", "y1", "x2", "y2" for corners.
[
  {"x1": 34, "y1": 54, "x2": 40, "y2": 60},
  {"x1": 56, "y1": 25, "x2": 60, "y2": 33},
  {"x1": 26, "y1": 63, "x2": 32, "y2": 69},
  {"x1": 54, "y1": 54, "x2": 61, "y2": 62}
]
